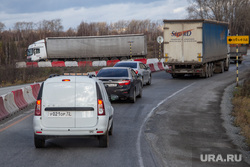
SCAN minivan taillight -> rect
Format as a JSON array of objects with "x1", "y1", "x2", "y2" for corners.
[
  {"x1": 35, "y1": 100, "x2": 42, "y2": 116},
  {"x1": 98, "y1": 99, "x2": 105, "y2": 116}
]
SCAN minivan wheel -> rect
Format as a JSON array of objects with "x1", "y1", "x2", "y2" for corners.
[
  {"x1": 99, "y1": 132, "x2": 109, "y2": 148},
  {"x1": 34, "y1": 134, "x2": 45, "y2": 148},
  {"x1": 109, "y1": 122, "x2": 113, "y2": 136}
]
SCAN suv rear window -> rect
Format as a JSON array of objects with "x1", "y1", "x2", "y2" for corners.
[
  {"x1": 97, "y1": 69, "x2": 128, "y2": 77},
  {"x1": 114, "y1": 62, "x2": 137, "y2": 68}
]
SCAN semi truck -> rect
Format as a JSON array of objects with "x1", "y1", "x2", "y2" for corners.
[
  {"x1": 229, "y1": 44, "x2": 248, "y2": 64},
  {"x1": 163, "y1": 19, "x2": 230, "y2": 78},
  {"x1": 26, "y1": 34, "x2": 147, "y2": 62}
]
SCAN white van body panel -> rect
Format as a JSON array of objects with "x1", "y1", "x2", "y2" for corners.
[{"x1": 33, "y1": 76, "x2": 113, "y2": 136}]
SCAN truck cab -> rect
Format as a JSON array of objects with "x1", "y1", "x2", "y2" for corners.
[{"x1": 27, "y1": 39, "x2": 47, "y2": 62}]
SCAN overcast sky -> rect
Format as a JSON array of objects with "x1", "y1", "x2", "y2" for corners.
[{"x1": 0, "y1": 0, "x2": 189, "y2": 30}]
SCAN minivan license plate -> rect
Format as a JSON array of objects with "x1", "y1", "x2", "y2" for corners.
[{"x1": 48, "y1": 111, "x2": 72, "y2": 117}]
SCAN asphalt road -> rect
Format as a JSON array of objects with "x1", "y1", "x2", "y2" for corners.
[
  {"x1": 0, "y1": 70, "x2": 196, "y2": 167},
  {"x1": 0, "y1": 54, "x2": 249, "y2": 167},
  {"x1": 146, "y1": 54, "x2": 250, "y2": 167}
]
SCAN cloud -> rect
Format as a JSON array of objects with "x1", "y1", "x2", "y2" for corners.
[{"x1": 0, "y1": 0, "x2": 188, "y2": 30}]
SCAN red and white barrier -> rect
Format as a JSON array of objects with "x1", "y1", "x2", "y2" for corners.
[
  {"x1": 0, "y1": 96, "x2": 10, "y2": 120},
  {"x1": 2, "y1": 93, "x2": 19, "y2": 115},
  {"x1": 12, "y1": 89, "x2": 28, "y2": 110},
  {"x1": 30, "y1": 84, "x2": 41, "y2": 100},
  {"x1": 22, "y1": 86, "x2": 36, "y2": 104},
  {"x1": 16, "y1": 58, "x2": 167, "y2": 68},
  {"x1": 0, "y1": 84, "x2": 41, "y2": 120}
]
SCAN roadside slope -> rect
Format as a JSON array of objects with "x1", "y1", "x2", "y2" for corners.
[{"x1": 145, "y1": 54, "x2": 250, "y2": 167}]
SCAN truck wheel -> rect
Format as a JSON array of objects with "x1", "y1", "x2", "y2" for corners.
[
  {"x1": 210, "y1": 63, "x2": 214, "y2": 77},
  {"x1": 206, "y1": 64, "x2": 210, "y2": 78},
  {"x1": 224, "y1": 60, "x2": 230, "y2": 71},
  {"x1": 221, "y1": 62, "x2": 224, "y2": 73}
]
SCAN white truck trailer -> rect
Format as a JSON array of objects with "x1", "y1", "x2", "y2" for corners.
[
  {"x1": 27, "y1": 34, "x2": 147, "y2": 62},
  {"x1": 163, "y1": 19, "x2": 230, "y2": 78}
]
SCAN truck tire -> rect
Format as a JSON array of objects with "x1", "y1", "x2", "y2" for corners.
[
  {"x1": 220, "y1": 61, "x2": 224, "y2": 73},
  {"x1": 224, "y1": 60, "x2": 230, "y2": 71},
  {"x1": 210, "y1": 63, "x2": 214, "y2": 77}
]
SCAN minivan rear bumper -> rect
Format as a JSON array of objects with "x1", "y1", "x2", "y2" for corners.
[{"x1": 33, "y1": 116, "x2": 109, "y2": 136}]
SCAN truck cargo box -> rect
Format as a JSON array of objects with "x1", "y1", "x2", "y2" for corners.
[
  {"x1": 46, "y1": 34, "x2": 147, "y2": 60},
  {"x1": 163, "y1": 19, "x2": 229, "y2": 78},
  {"x1": 163, "y1": 19, "x2": 228, "y2": 64}
]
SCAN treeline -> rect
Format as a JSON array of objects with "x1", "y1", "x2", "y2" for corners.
[
  {"x1": 0, "y1": 19, "x2": 163, "y2": 65},
  {"x1": 187, "y1": 0, "x2": 250, "y2": 35}
]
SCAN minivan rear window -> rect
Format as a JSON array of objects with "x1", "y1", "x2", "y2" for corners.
[
  {"x1": 114, "y1": 62, "x2": 137, "y2": 68},
  {"x1": 97, "y1": 69, "x2": 128, "y2": 77}
]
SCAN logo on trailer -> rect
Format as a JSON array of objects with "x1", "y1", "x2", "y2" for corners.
[{"x1": 171, "y1": 29, "x2": 193, "y2": 37}]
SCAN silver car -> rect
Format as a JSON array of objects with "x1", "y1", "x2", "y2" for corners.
[{"x1": 114, "y1": 61, "x2": 152, "y2": 85}]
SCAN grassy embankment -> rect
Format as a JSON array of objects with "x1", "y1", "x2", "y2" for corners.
[{"x1": 232, "y1": 72, "x2": 250, "y2": 147}]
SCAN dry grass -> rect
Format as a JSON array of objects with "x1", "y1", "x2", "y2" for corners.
[{"x1": 232, "y1": 76, "x2": 250, "y2": 147}]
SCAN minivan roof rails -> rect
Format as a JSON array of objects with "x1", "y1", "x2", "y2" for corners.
[{"x1": 49, "y1": 74, "x2": 60, "y2": 78}]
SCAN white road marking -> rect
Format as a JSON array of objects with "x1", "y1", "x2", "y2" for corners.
[{"x1": 136, "y1": 82, "x2": 196, "y2": 167}]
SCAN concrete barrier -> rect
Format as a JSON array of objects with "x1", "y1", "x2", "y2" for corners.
[
  {"x1": 38, "y1": 61, "x2": 52, "y2": 67},
  {"x1": 12, "y1": 89, "x2": 28, "y2": 110},
  {"x1": 16, "y1": 62, "x2": 27, "y2": 68},
  {"x1": 147, "y1": 58, "x2": 158, "y2": 64},
  {"x1": 157, "y1": 62, "x2": 165, "y2": 71},
  {"x1": 26, "y1": 62, "x2": 38, "y2": 67},
  {"x1": 51, "y1": 61, "x2": 65, "y2": 67},
  {"x1": 107, "y1": 60, "x2": 120, "y2": 66},
  {"x1": 134, "y1": 58, "x2": 147, "y2": 64},
  {"x1": 0, "y1": 96, "x2": 9, "y2": 120},
  {"x1": 2, "y1": 93, "x2": 19, "y2": 114},
  {"x1": 22, "y1": 86, "x2": 36, "y2": 104},
  {"x1": 148, "y1": 64, "x2": 156, "y2": 72},
  {"x1": 65, "y1": 61, "x2": 78, "y2": 67},
  {"x1": 30, "y1": 84, "x2": 41, "y2": 99},
  {"x1": 92, "y1": 61, "x2": 107, "y2": 67},
  {"x1": 78, "y1": 61, "x2": 92, "y2": 67},
  {"x1": 153, "y1": 63, "x2": 160, "y2": 71}
]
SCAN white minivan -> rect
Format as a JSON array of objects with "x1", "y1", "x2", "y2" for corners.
[{"x1": 33, "y1": 75, "x2": 114, "y2": 148}]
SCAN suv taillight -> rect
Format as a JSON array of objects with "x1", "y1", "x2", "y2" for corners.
[
  {"x1": 118, "y1": 80, "x2": 131, "y2": 86},
  {"x1": 35, "y1": 100, "x2": 42, "y2": 116},
  {"x1": 98, "y1": 99, "x2": 105, "y2": 116}
]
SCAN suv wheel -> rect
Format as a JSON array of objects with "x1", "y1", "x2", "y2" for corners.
[{"x1": 34, "y1": 134, "x2": 45, "y2": 148}]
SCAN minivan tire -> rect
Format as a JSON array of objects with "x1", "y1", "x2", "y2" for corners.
[
  {"x1": 34, "y1": 134, "x2": 45, "y2": 148},
  {"x1": 109, "y1": 122, "x2": 113, "y2": 136},
  {"x1": 99, "y1": 132, "x2": 109, "y2": 148}
]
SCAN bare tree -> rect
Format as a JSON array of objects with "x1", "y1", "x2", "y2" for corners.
[
  {"x1": 0, "y1": 22, "x2": 5, "y2": 33},
  {"x1": 186, "y1": 0, "x2": 250, "y2": 35}
]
